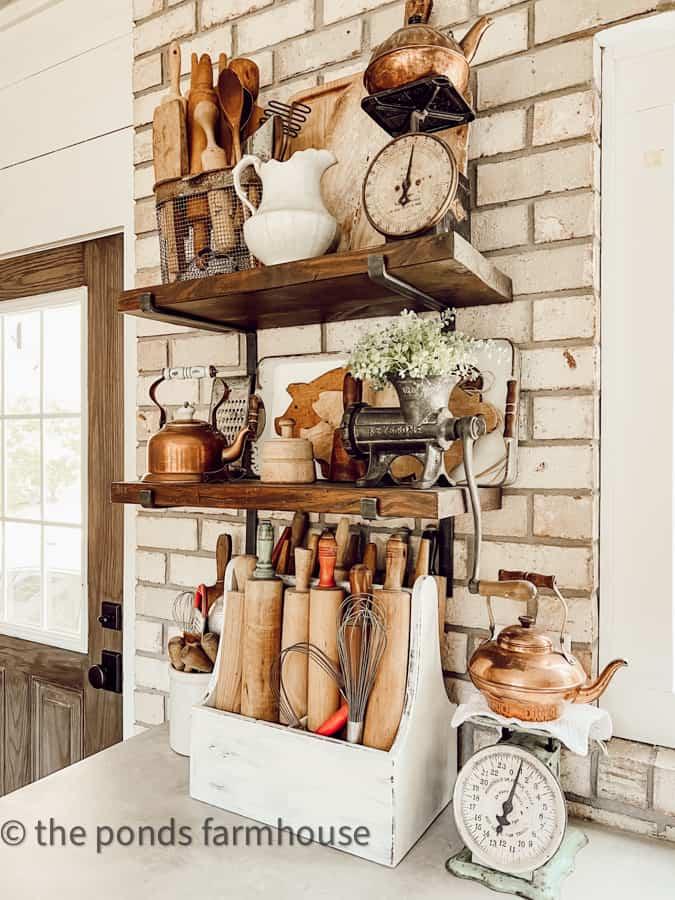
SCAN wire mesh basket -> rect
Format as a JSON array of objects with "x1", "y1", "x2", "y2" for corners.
[{"x1": 155, "y1": 168, "x2": 261, "y2": 283}]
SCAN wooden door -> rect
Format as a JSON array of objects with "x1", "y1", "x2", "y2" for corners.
[{"x1": 0, "y1": 236, "x2": 123, "y2": 793}]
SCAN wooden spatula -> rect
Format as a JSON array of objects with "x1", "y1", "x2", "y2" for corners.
[{"x1": 152, "y1": 40, "x2": 188, "y2": 183}]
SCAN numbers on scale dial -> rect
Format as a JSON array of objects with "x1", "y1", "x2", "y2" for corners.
[
  {"x1": 363, "y1": 133, "x2": 458, "y2": 238},
  {"x1": 454, "y1": 744, "x2": 566, "y2": 875}
]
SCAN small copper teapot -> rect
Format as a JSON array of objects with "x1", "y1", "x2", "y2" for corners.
[
  {"x1": 469, "y1": 571, "x2": 627, "y2": 722},
  {"x1": 364, "y1": 0, "x2": 492, "y2": 96},
  {"x1": 143, "y1": 370, "x2": 256, "y2": 483}
]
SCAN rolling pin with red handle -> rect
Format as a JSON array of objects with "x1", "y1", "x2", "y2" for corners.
[
  {"x1": 307, "y1": 532, "x2": 344, "y2": 731},
  {"x1": 241, "y1": 521, "x2": 283, "y2": 722},
  {"x1": 363, "y1": 535, "x2": 411, "y2": 752}
]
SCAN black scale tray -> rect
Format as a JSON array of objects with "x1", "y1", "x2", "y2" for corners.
[{"x1": 360, "y1": 75, "x2": 475, "y2": 137}]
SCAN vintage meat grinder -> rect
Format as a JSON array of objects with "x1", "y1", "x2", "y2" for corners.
[{"x1": 340, "y1": 380, "x2": 487, "y2": 490}]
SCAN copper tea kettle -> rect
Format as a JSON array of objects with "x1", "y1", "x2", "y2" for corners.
[
  {"x1": 142, "y1": 367, "x2": 258, "y2": 483},
  {"x1": 468, "y1": 570, "x2": 627, "y2": 722},
  {"x1": 364, "y1": 0, "x2": 492, "y2": 96}
]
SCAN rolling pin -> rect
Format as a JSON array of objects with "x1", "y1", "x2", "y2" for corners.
[
  {"x1": 362, "y1": 541, "x2": 378, "y2": 580},
  {"x1": 288, "y1": 510, "x2": 309, "y2": 575},
  {"x1": 280, "y1": 548, "x2": 313, "y2": 723},
  {"x1": 363, "y1": 535, "x2": 411, "y2": 751},
  {"x1": 307, "y1": 532, "x2": 344, "y2": 731},
  {"x1": 213, "y1": 553, "x2": 257, "y2": 712},
  {"x1": 334, "y1": 517, "x2": 351, "y2": 582},
  {"x1": 306, "y1": 530, "x2": 320, "y2": 577},
  {"x1": 241, "y1": 522, "x2": 283, "y2": 722}
]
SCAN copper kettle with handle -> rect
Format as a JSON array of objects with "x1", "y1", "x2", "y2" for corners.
[
  {"x1": 142, "y1": 366, "x2": 259, "y2": 484},
  {"x1": 468, "y1": 570, "x2": 627, "y2": 722}
]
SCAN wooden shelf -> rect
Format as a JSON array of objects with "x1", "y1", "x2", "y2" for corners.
[
  {"x1": 111, "y1": 480, "x2": 502, "y2": 520},
  {"x1": 119, "y1": 231, "x2": 512, "y2": 333}
]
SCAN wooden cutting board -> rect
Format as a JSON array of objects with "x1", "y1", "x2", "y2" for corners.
[
  {"x1": 289, "y1": 73, "x2": 472, "y2": 253},
  {"x1": 153, "y1": 41, "x2": 189, "y2": 184}
]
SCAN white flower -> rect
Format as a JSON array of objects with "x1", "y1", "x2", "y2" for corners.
[{"x1": 348, "y1": 310, "x2": 491, "y2": 388}]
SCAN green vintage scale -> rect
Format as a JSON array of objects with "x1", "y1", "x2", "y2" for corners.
[{"x1": 447, "y1": 719, "x2": 588, "y2": 900}]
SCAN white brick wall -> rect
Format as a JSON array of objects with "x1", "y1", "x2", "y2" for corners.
[{"x1": 131, "y1": 0, "x2": 675, "y2": 842}]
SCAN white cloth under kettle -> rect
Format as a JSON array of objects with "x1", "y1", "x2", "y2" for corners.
[{"x1": 452, "y1": 690, "x2": 613, "y2": 756}]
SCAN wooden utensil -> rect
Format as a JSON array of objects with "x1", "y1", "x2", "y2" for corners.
[
  {"x1": 334, "y1": 517, "x2": 351, "y2": 582},
  {"x1": 241, "y1": 525, "x2": 283, "y2": 722},
  {"x1": 271, "y1": 526, "x2": 291, "y2": 571},
  {"x1": 229, "y1": 57, "x2": 260, "y2": 102},
  {"x1": 260, "y1": 418, "x2": 315, "y2": 484},
  {"x1": 363, "y1": 535, "x2": 411, "y2": 751},
  {"x1": 187, "y1": 52, "x2": 217, "y2": 175},
  {"x1": 413, "y1": 526, "x2": 446, "y2": 657},
  {"x1": 196, "y1": 99, "x2": 228, "y2": 170},
  {"x1": 205, "y1": 532, "x2": 232, "y2": 611},
  {"x1": 217, "y1": 67, "x2": 244, "y2": 164},
  {"x1": 152, "y1": 40, "x2": 189, "y2": 183},
  {"x1": 306, "y1": 530, "x2": 320, "y2": 577},
  {"x1": 213, "y1": 554, "x2": 257, "y2": 712},
  {"x1": 280, "y1": 547, "x2": 313, "y2": 723},
  {"x1": 363, "y1": 542, "x2": 378, "y2": 579},
  {"x1": 288, "y1": 511, "x2": 309, "y2": 575},
  {"x1": 307, "y1": 532, "x2": 344, "y2": 731}
]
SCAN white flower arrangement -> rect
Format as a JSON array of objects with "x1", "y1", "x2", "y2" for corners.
[{"x1": 348, "y1": 310, "x2": 489, "y2": 389}]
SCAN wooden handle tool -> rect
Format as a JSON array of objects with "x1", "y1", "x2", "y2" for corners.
[
  {"x1": 280, "y1": 548, "x2": 313, "y2": 724},
  {"x1": 205, "y1": 531, "x2": 232, "y2": 612},
  {"x1": 288, "y1": 511, "x2": 309, "y2": 574},
  {"x1": 363, "y1": 535, "x2": 411, "y2": 751},
  {"x1": 217, "y1": 67, "x2": 244, "y2": 164},
  {"x1": 306, "y1": 531, "x2": 320, "y2": 577},
  {"x1": 329, "y1": 374, "x2": 367, "y2": 482},
  {"x1": 241, "y1": 523, "x2": 283, "y2": 721},
  {"x1": 334, "y1": 517, "x2": 351, "y2": 582},
  {"x1": 271, "y1": 526, "x2": 291, "y2": 572},
  {"x1": 414, "y1": 526, "x2": 446, "y2": 655},
  {"x1": 213, "y1": 553, "x2": 256, "y2": 713},
  {"x1": 152, "y1": 40, "x2": 189, "y2": 182},
  {"x1": 187, "y1": 52, "x2": 217, "y2": 175},
  {"x1": 477, "y1": 580, "x2": 537, "y2": 603},
  {"x1": 196, "y1": 99, "x2": 228, "y2": 170},
  {"x1": 308, "y1": 532, "x2": 344, "y2": 731},
  {"x1": 362, "y1": 542, "x2": 378, "y2": 579}
]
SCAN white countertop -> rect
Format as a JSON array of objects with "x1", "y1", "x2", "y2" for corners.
[{"x1": 0, "y1": 725, "x2": 672, "y2": 899}]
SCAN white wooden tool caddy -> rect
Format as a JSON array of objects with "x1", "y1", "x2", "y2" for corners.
[{"x1": 190, "y1": 576, "x2": 457, "y2": 866}]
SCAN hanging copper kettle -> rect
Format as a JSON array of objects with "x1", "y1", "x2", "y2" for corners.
[
  {"x1": 364, "y1": 0, "x2": 492, "y2": 96},
  {"x1": 143, "y1": 370, "x2": 258, "y2": 483},
  {"x1": 468, "y1": 571, "x2": 627, "y2": 722}
]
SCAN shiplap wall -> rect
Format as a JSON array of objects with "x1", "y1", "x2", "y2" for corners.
[{"x1": 0, "y1": 0, "x2": 134, "y2": 256}]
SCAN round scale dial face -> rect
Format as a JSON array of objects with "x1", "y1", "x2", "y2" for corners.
[
  {"x1": 363, "y1": 133, "x2": 458, "y2": 238},
  {"x1": 453, "y1": 744, "x2": 567, "y2": 875}
]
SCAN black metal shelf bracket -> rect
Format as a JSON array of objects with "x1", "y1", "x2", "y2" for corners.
[
  {"x1": 138, "y1": 292, "x2": 241, "y2": 334},
  {"x1": 367, "y1": 255, "x2": 446, "y2": 313}
]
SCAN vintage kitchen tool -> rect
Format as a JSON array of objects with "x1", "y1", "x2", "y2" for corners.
[
  {"x1": 188, "y1": 53, "x2": 219, "y2": 175},
  {"x1": 363, "y1": 542, "x2": 378, "y2": 579},
  {"x1": 288, "y1": 511, "x2": 309, "y2": 574},
  {"x1": 306, "y1": 530, "x2": 320, "y2": 577},
  {"x1": 233, "y1": 148, "x2": 338, "y2": 266},
  {"x1": 271, "y1": 526, "x2": 291, "y2": 572},
  {"x1": 172, "y1": 591, "x2": 202, "y2": 643},
  {"x1": 280, "y1": 548, "x2": 313, "y2": 724},
  {"x1": 241, "y1": 522, "x2": 283, "y2": 722},
  {"x1": 275, "y1": 641, "x2": 342, "y2": 729},
  {"x1": 203, "y1": 532, "x2": 232, "y2": 634},
  {"x1": 329, "y1": 373, "x2": 367, "y2": 482},
  {"x1": 333, "y1": 517, "x2": 351, "y2": 582},
  {"x1": 153, "y1": 40, "x2": 189, "y2": 184},
  {"x1": 196, "y1": 99, "x2": 228, "y2": 171},
  {"x1": 229, "y1": 57, "x2": 259, "y2": 103},
  {"x1": 307, "y1": 532, "x2": 344, "y2": 731},
  {"x1": 261, "y1": 99, "x2": 311, "y2": 158},
  {"x1": 212, "y1": 378, "x2": 263, "y2": 479},
  {"x1": 213, "y1": 554, "x2": 258, "y2": 713},
  {"x1": 338, "y1": 566, "x2": 387, "y2": 744},
  {"x1": 143, "y1": 367, "x2": 254, "y2": 483},
  {"x1": 447, "y1": 727, "x2": 587, "y2": 900},
  {"x1": 364, "y1": 0, "x2": 492, "y2": 97},
  {"x1": 469, "y1": 571, "x2": 626, "y2": 722},
  {"x1": 217, "y1": 67, "x2": 245, "y2": 164},
  {"x1": 362, "y1": 535, "x2": 410, "y2": 751},
  {"x1": 260, "y1": 417, "x2": 315, "y2": 483},
  {"x1": 341, "y1": 397, "x2": 487, "y2": 489},
  {"x1": 413, "y1": 526, "x2": 446, "y2": 655}
]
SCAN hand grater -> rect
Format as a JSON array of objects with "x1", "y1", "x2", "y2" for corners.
[{"x1": 211, "y1": 376, "x2": 265, "y2": 478}]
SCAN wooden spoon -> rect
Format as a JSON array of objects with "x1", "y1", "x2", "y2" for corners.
[
  {"x1": 217, "y1": 68, "x2": 245, "y2": 164},
  {"x1": 229, "y1": 57, "x2": 259, "y2": 101}
]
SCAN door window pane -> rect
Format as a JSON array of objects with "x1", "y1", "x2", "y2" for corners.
[
  {"x1": 4, "y1": 311, "x2": 40, "y2": 414},
  {"x1": 5, "y1": 419, "x2": 40, "y2": 519},
  {"x1": 44, "y1": 418, "x2": 81, "y2": 524},
  {"x1": 0, "y1": 290, "x2": 86, "y2": 652},
  {"x1": 6, "y1": 522, "x2": 41, "y2": 627},
  {"x1": 43, "y1": 304, "x2": 81, "y2": 414},
  {"x1": 45, "y1": 526, "x2": 81, "y2": 635}
]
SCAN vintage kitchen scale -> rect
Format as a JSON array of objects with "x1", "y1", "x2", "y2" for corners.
[
  {"x1": 360, "y1": 0, "x2": 490, "y2": 241},
  {"x1": 448, "y1": 724, "x2": 588, "y2": 900}
]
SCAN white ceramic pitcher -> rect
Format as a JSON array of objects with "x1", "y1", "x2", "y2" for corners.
[{"x1": 233, "y1": 148, "x2": 338, "y2": 266}]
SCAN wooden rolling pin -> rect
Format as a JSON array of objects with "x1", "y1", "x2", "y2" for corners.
[
  {"x1": 152, "y1": 40, "x2": 188, "y2": 183},
  {"x1": 334, "y1": 517, "x2": 351, "y2": 582},
  {"x1": 306, "y1": 530, "x2": 320, "y2": 577},
  {"x1": 288, "y1": 510, "x2": 309, "y2": 575},
  {"x1": 213, "y1": 553, "x2": 257, "y2": 712},
  {"x1": 363, "y1": 535, "x2": 411, "y2": 751},
  {"x1": 363, "y1": 542, "x2": 378, "y2": 579},
  {"x1": 307, "y1": 532, "x2": 344, "y2": 732},
  {"x1": 241, "y1": 522, "x2": 283, "y2": 722},
  {"x1": 280, "y1": 548, "x2": 313, "y2": 724}
]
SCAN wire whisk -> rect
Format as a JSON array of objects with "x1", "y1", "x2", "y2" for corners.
[
  {"x1": 172, "y1": 590, "x2": 202, "y2": 640},
  {"x1": 273, "y1": 642, "x2": 343, "y2": 730},
  {"x1": 337, "y1": 593, "x2": 387, "y2": 744}
]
